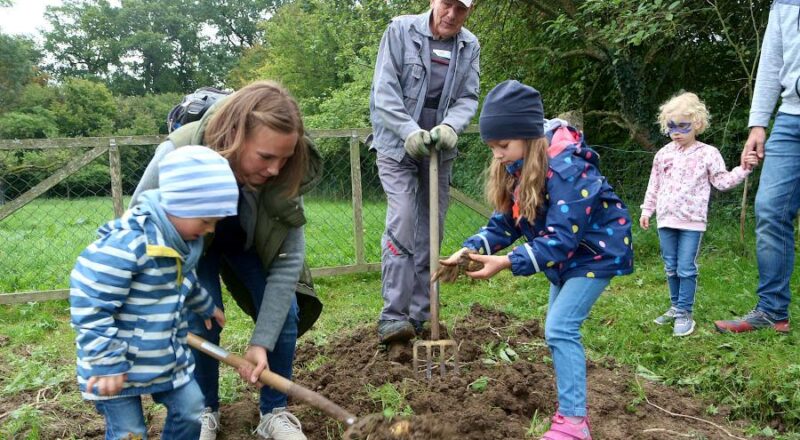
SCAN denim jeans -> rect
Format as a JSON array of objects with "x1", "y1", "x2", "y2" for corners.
[
  {"x1": 190, "y1": 216, "x2": 300, "y2": 415},
  {"x1": 657, "y1": 227, "x2": 703, "y2": 313},
  {"x1": 545, "y1": 277, "x2": 610, "y2": 417},
  {"x1": 94, "y1": 380, "x2": 204, "y2": 440},
  {"x1": 754, "y1": 112, "x2": 800, "y2": 321}
]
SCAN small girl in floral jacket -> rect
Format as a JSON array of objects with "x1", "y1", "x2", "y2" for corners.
[{"x1": 640, "y1": 92, "x2": 758, "y2": 336}]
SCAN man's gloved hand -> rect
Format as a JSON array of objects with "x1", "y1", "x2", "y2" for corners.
[
  {"x1": 404, "y1": 129, "x2": 432, "y2": 159},
  {"x1": 430, "y1": 124, "x2": 458, "y2": 150}
]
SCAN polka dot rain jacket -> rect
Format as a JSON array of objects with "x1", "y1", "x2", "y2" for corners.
[{"x1": 463, "y1": 125, "x2": 634, "y2": 285}]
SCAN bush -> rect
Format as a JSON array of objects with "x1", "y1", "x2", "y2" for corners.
[{"x1": 0, "y1": 112, "x2": 58, "y2": 139}]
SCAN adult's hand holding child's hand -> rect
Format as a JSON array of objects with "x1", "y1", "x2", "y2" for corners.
[
  {"x1": 742, "y1": 150, "x2": 759, "y2": 170},
  {"x1": 742, "y1": 127, "x2": 766, "y2": 170}
]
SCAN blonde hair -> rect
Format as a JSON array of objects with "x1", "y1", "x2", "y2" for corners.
[
  {"x1": 486, "y1": 137, "x2": 549, "y2": 222},
  {"x1": 203, "y1": 80, "x2": 308, "y2": 197},
  {"x1": 657, "y1": 92, "x2": 710, "y2": 135}
]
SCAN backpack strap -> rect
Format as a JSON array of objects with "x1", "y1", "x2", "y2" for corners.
[{"x1": 167, "y1": 121, "x2": 202, "y2": 148}]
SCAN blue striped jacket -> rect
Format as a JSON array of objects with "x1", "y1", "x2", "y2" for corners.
[{"x1": 69, "y1": 210, "x2": 215, "y2": 400}]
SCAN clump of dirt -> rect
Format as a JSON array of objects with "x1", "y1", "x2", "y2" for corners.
[
  {"x1": 432, "y1": 251, "x2": 483, "y2": 283},
  {"x1": 290, "y1": 304, "x2": 761, "y2": 440}
]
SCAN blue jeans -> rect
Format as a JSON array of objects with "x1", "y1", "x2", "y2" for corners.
[
  {"x1": 754, "y1": 112, "x2": 800, "y2": 321},
  {"x1": 94, "y1": 380, "x2": 204, "y2": 440},
  {"x1": 657, "y1": 228, "x2": 703, "y2": 313},
  {"x1": 545, "y1": 277, "x2": 610, "y2": 417},
  {"x1": 190, "y1": 216, "x2": 300, "y2": 415}
]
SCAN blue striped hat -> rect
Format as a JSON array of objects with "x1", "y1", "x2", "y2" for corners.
[{"x1": 158, "y1": 145, "x2": 239, "y2": 218}]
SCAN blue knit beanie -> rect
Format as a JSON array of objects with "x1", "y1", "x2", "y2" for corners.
[
  {"x1": 158, "y1": 145, "x2": 239, "y2": 218},
  {"x1": 479, "y1": 80, "x2": 544, "y2": 141}
]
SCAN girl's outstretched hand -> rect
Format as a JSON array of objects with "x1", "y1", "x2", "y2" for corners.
[
  {"x1": 435, "y1": 247, "x2": 482, "y2": 282},
  {"x1": 465, "y1": 253, "x2": 511, "y2": 279},
  {"x1": 439, "y1": 247, "x2": 471, "y2": 267}
]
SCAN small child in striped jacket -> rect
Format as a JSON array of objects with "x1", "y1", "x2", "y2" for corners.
[{"x1": 69, "y1": 145, "x2": 239, "y2": 439}]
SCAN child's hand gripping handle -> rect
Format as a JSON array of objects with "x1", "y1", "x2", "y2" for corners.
[{"x1": 186, "y1": 333, "x2": 357, "y2": 427}]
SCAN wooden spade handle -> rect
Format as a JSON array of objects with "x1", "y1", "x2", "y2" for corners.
[
  {"x1": 430, "y1": 147, "x2": 441, "y2": 341},
  {"x1": 187, "y1": 333, "x2": 357, "y2": 426}
]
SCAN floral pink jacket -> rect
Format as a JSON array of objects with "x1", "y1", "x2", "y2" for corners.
[{"x1": 641, "y1": 141, "x2": 750, "y2": 231}]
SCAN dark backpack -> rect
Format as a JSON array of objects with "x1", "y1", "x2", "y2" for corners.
[{"x1": 167, "y1": 87, "x2": 231, "y2": 133}]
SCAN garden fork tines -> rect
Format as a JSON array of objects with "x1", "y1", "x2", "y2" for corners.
[{"x1": 412, "y1": 148, "x2": 459, "y2": 379}]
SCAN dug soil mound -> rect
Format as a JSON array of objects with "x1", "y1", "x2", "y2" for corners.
[{"x1": 287, "y1": 304, "x2": 760, "y2": 440}]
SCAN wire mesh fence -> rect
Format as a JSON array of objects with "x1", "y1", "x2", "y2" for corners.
[
  {"x1": 0, "y1": 131, "x2": 494, "y2": 298},
  {"x1": 0, "y1": 129, "x2": 759, "y2": 299}
]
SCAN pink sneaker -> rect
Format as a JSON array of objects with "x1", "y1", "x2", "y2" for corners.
[{"x1": 540, "y1": 412, "x2": 592, "y2": 440}]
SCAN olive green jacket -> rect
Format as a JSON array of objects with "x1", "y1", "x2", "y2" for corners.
[{"x1": 132, "y1": 99, "x2": 323, "y2": 349}]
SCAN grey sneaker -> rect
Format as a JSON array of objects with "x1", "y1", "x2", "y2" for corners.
[
  {"x1": 378, "y1": 320, "x2": 415, "y2": 343},
  {"x1": 199, "y1": 407, "x2": 220, "y2": 440},
  {"x1": 255, "y1": 407, "x2": 306, "y2": 440},
  {"x1": 654, "y1": 306, "x2": 679, "y2": 325},
  {"x1": 673, "y1": 311, "x2": 696, "y2": 337}
]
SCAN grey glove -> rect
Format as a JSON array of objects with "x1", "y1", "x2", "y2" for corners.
[
  {"x1": 430, "y1": 124, "x2": 458, "y2": 151},
  {"x1": 404, "y1": 129, "x2": 431, "y2": 159}
]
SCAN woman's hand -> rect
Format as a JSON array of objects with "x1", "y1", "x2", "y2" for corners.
[
  {"x1": 204, "y1": 307, "x2": 226, "y2": 330},
  {"x1": 86, "y1": 374, "x2": 127, "y2": 396},
  {"x1": 439, "y1": 247, "x2": 472, "y2": 267},
  {"x1": 239, "y1": 345, "x2": 269, "y2": 388},
  {"x1": 464, "y1": 254, "x2": 511, "y2": 279}
]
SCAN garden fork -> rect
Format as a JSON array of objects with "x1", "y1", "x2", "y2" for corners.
[{"x1": 413, "y1": 147, "x2": 459, "y2": 379}]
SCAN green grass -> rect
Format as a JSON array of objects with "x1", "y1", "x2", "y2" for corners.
[
  {"x1": 0, "y1": 195, "x2": 487, "y2": 292},
  {"x1": 525, "y1": 409, "x2": 549, "y2": 438},
  {"x1": 2, "y1": 197, "x2": 800, "y2": 438}
]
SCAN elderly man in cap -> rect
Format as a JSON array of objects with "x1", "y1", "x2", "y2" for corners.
[{"x1": 369, "y1": 0, "x2": 480, "y2": 343}]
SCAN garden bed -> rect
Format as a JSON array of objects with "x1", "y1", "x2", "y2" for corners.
[{"x1": 0, "y1": 304, "x2": 764, "y2": 439}]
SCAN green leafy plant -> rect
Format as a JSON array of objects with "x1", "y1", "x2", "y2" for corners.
[
  {"x1": 482, "y1": 341, "x2": 519, "y2": 365},
  {"x1": 468, "y1": 376, "x2": 490, "y2": 393},
  {"x1": 365, "y1": 382, "x2": 414, "y2": 419}
]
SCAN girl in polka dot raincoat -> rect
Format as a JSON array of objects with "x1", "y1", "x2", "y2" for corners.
[{"x1": 441, "y1": 80, "x2": 633, "y2": 440}]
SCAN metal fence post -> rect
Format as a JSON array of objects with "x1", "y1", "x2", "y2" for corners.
[
  {"x1": 108, "y1": 138, "x2": 124, "y2": 218},
  {"x1": 349, "y1": 131, "x2": 366, "y2": 266}
]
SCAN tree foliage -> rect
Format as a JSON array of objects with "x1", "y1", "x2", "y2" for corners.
[
  {"x1": 42, "y1": 0, "x2": 279, "y2": 95},
  {"x1": 0, "y1": 33, "x2": 41, "y2": 109},
  {"x1": 470, "y1": 0, "x2": 770, "y2": 150}
]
